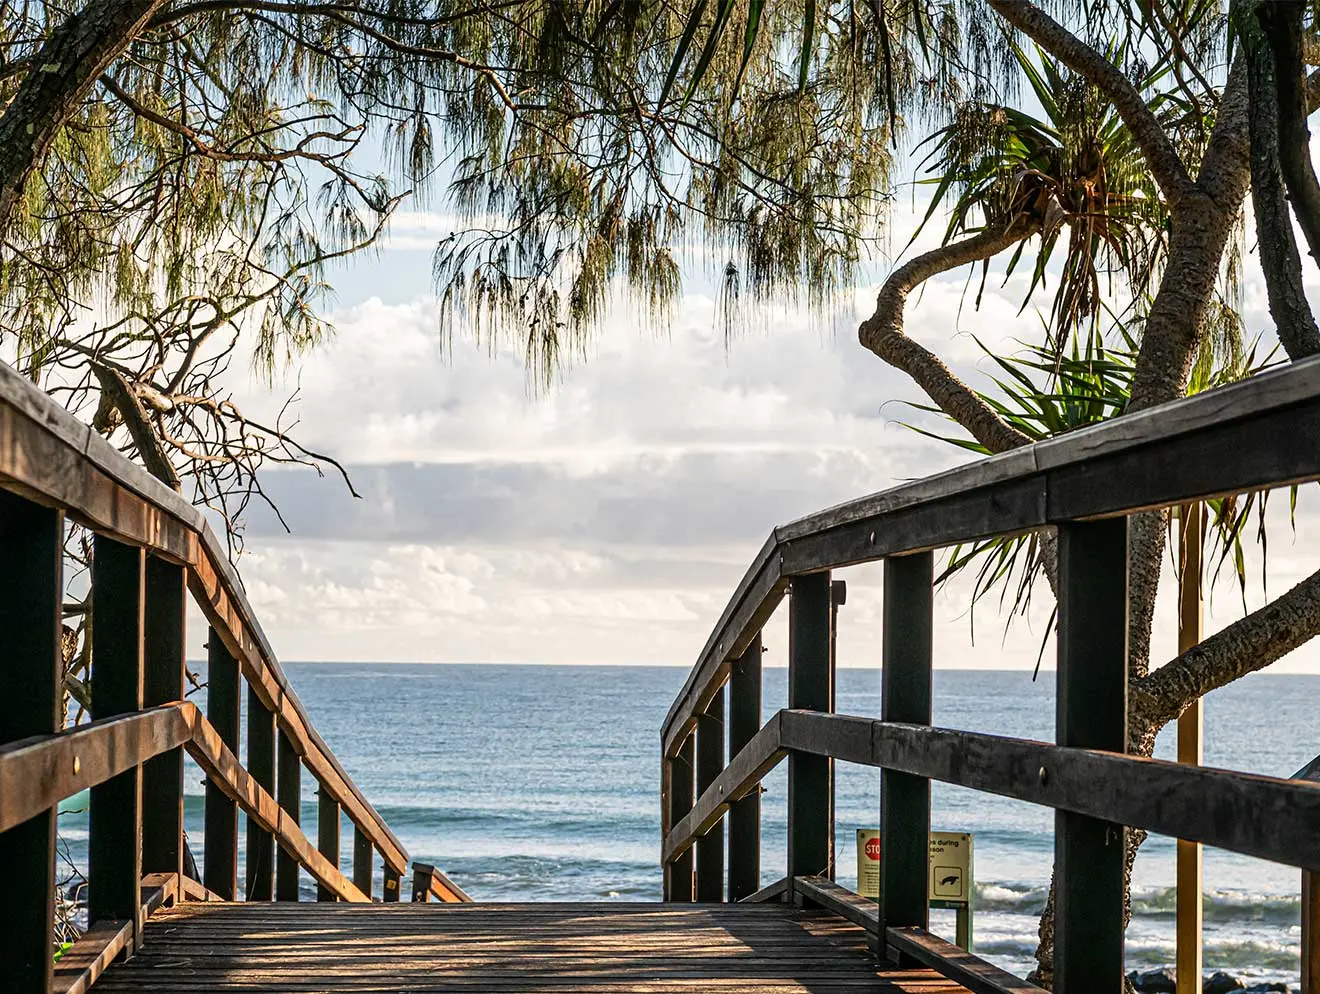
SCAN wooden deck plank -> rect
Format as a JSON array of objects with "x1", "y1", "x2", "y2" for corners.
[{"x1": 93, "y1": 902, "x2": 970, "y2": 993}]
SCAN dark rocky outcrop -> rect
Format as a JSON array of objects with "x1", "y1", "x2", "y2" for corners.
[
  {"x1": 1204, "y1": 972, "x2": 1246, "y2": 994},
  {"x1": 1127, "y1": 968, "x2": 1177, "y2": 993}
]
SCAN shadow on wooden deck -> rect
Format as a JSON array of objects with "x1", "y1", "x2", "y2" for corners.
[{"x1": 91, "y1": 901, "x2": 969, "y2": 992}]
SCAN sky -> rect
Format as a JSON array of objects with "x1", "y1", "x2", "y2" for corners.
[{"x1": 221, "y1": 192, "x2": 1320, "y2": 674}]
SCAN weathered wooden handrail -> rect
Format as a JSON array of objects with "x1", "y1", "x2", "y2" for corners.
[
  {"x1": 0, "y1": 701, "x2": 369, "y2": 902},
  {"x1": 661, "y1": 355, "x2": 1320, "y2": 760},
  {"x1": 662, "y1": 709, "x2": 1320, "y2": 870},
  {"x1": 0, "y1": 358, "x2": 419, "y2": 994},
  {"x1": 661, "y1": 356, "x2": 1320, "y2": 993},
  {"x1": 0, "y1": 360, "x2": 407, "y2": 876},
  {"x1": 411, "y1": 862, "x2": 474, "y2": 903}
]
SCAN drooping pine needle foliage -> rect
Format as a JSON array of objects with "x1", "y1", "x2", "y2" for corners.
[
  {"x1": 428, "y1": 2, "x2": 1012, "y2": 379},
  {"x1": 908, "y1": 318, "x2": 1282, "y2": 648},
  {"x1": 0, "y1": 0, "x2": 1022, "y2": 532},
  {"x1": 0, "y1": 0, "x2": 1243, "y2": 536}
]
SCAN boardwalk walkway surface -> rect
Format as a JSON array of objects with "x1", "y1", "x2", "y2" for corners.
[{"x1": 91, "y1": 902, "x2": 968, "y2": 993}]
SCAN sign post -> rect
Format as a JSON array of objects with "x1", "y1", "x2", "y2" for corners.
[{"x1": 856, "y1": 829, "x2": 974, "y2": 951}]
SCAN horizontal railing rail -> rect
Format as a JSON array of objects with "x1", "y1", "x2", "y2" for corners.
[
  {"x1": 661, "y1": 356, "x2": 1320, "y2": 759},
  {"x1": 791, "y1": 876, "x2": 1044, "y2": 994},
  {"x1": 0, "y1": 701, "x2": 369, "y2": 902},
  {"x1": 0, "y1": 358, "x2": 430, "y2": 994},
  {"x1": 662, "y1": 709, "x2": 1320, "y2": 870},
  {"x1": 660, "y1": 356, "x2": 1320, "y2": 994},
  {"x1": 0, "y1": 361, "x2": 406, "y2": 876},
  {"x1": 52, "y1": 871, "x2": 181, "y2": 994}
]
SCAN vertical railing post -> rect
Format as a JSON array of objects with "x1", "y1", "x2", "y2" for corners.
[
  {"x1": 142, "y1": 557, "x2": 186, "y2": 883},
  {"x1": 203, "y1": 631, "x2": 240, "y2": 899},
  {"x1": 695, "y1": 685, "x2": 725, "y2": 901},
  {"x1": 353, "y1": 826, "x2": 374, "y2": 900},
  {"x1": 0, "y1": 492, "x2": 63, "y2": 994},
  {"x1": 1055, "y1": 518, "x2": 1129, "y2": 993},
  {"x1": 276, "y1": 730, "x2": 301, "y2": 900},
  {"x1": 880, "y1": 552, "x2": 933, "y2": 938},
  {"x1": 1176, "y1": 504, "x2": 1204, "y2": 994},
  {"x1": 1304, "y1": 870, "x2": 1320, "y2": 994},
  {"x1": 89, "y1": 536, "x2": 146, "y2": 936},
  {"x1": 663, "y1": 735, "x2": 695, "y2": 901},
  {"x1": 383, "y1": 867, "x2": 402, "y2": 902},
  {"x1": 727, "y1": 632, "x2": 763, "y2": 902},
  {"x1": 317, "y1": 786, "x2": 341, "y2": 902},
  {"x1": 787, "y1": 571, "x2": 834, "y2": 890},
  {"x1": 246, "y1": 685, "x2": 276, "y2": 900}
]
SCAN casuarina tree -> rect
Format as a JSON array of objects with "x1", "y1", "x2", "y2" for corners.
[{"x1": 3, "y1": 3, "x2": 1320, "y2": 983}]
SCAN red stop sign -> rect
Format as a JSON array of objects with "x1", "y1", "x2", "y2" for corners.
[{"x1": 864, "y1": 837, "x2": 881, "y2": 860}]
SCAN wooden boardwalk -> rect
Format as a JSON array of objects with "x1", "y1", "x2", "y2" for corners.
[{"x1": 92, "y1": 902, "x2": 969, "y2": 993}]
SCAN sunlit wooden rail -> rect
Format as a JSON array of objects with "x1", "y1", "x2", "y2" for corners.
[
  {"x1": 0, "y1": 360, "x2": 470, "y2": 994},
  {"x1": 661, "y1": 355, "x2": 1320, "y2": 994}
]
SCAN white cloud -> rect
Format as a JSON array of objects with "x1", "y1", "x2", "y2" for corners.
[{"x1": 217, "y1": 190, "x2": 1320, "y2": 676}]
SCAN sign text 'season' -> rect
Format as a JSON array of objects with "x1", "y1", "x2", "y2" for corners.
[{"x1": 854, "y1": 829, "x2": 973, "y2": 909}]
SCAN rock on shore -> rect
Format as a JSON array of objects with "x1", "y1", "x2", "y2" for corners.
[{"x1": 1126, "y1": 969, "x2": 1291, "y2": 994}]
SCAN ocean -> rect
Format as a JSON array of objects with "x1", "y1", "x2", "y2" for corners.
[{"x1": 56, "y1": 664, "x2": 1319, "y2": 987}]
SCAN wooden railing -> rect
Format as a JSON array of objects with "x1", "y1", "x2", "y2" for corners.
[
  {"x1": 660, "y1": 356, "x2": 1320, "y2": 993},
  {"x1": 411, "y1": 861, "x2": 474, "y2": 903},
  {"x1": 0, "y1": 361, "x2": 416, "y2": 994}
]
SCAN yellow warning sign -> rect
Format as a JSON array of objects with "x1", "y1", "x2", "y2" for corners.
[
  {"x1": 928, "y1": 832, "x2": 972, "y2": 909},
  {"x1": 853, "y1": 829, "x2": 973, "y2": 909},
  {"x1": 855, "y1": 830, "x2": 881, "y2": 899}
]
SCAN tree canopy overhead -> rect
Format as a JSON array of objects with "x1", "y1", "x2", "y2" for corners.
[{"x1": 6, "y1": 2, "x2": 1320, "y2": 984}]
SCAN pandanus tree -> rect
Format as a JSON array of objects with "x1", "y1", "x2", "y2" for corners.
[{"x1": 4, "y1": 1, "x2": 1320, "y2": 983}]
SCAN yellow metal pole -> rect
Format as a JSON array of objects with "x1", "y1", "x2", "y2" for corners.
[{"x1": 1176, "y1": 503, "x2": 1204, "y2": 994}]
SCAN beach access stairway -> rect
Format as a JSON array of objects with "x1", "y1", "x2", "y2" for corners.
[{"x1": 3, "y1": 356, "x2": 1320, "y2": 993}]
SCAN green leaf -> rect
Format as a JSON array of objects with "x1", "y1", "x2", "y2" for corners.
[
  {"x1": 683, "y1": 0, "x2": 737, "y2": 106},
  {"x1": 798, "y1": 0, "x2": 816, "y2": 92},
  {"x1": 730, "y1": 0, "x2": 766, "y2": 99},
  {"x1": 659, "y1": 0, "x2": 709, "y2": 108}
]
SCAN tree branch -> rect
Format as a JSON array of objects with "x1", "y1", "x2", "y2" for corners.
[
  {"x1": 0, "y1": 1, "x2": 165, "y2": 233},
  {"x1": 986, "y1": 0, "x2": 1196, "y2": 207},
  {"x1": 1243, "y1": 3, "x2": 1320, "y2": 360},
  {"x1": 1261, "y1": 2, "x2": 1320, "y2": 267},
  {"x1": 858, "y1": 221, "x2": 1036, "y2": 454},
  {"x1": 90, "y1": 364, "x2": 182, "y2": 490},
  {"x1": 1132, "y1": 561, "x2": 1320, "y2": 735}
]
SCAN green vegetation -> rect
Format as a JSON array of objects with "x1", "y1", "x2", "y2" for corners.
[{"x1": 5, "y1": 2, "x2": 1320, "y2": 984}]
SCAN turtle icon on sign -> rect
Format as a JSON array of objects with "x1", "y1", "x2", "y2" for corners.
[{"x1": 932, "y1": 866, "x2": 963, "y2": 898}]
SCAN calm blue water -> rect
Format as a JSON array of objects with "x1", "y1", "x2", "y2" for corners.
[{"x1": 58, "y1": 664, "x2": 1320, "y2": 986}]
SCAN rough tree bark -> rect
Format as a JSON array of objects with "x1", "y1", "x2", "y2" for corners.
[
  {"x1": 1261, "y1": 1, "x2": 1320, "y2": 267},
  {"x1": 857, "y1": 4, "x2": 1320, "y2": 987},
  {"x1": 0, "y1": 1, "x2": 165, "y2": 234},
  {"x1": 1242, "y1": 1, "x2": 1320, "y2": 361},
  {"x1": 858, "y1": 222, "x2": 1037, "y2": 454}
]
